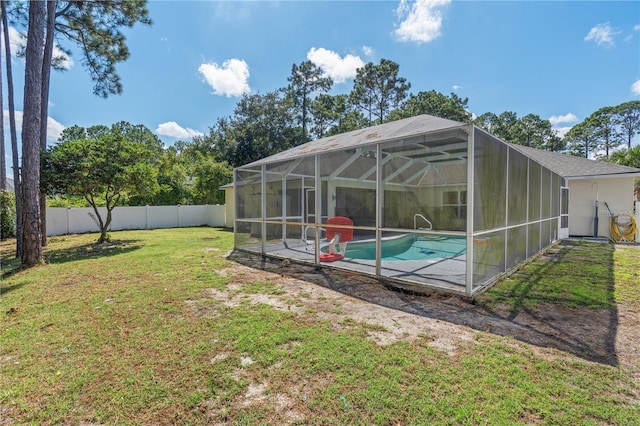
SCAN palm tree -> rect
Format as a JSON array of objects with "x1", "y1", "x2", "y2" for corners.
[{"x1": 608, "y1": 145, "x2": 640, "y2": 169}]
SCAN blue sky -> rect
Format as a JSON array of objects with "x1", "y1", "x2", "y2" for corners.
[{"x1": 2, "y1": 0, "x2": 640, "y2": 171}]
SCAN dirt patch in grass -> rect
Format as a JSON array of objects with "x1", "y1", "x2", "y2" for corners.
[{"x1": 223, "y1": 247, "x2": 640, "y2": 380}]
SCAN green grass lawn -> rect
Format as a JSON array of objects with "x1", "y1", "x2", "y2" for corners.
[{"x1": 1, "y1": 228, "x2": 638, "y2": 425}]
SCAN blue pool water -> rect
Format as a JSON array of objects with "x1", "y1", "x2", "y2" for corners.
[{"x1": 326, "y1": 234, "x2": 466, "y2": 261}]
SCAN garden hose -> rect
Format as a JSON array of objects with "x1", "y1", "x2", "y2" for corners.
[{"x1": 609, "y1": 215, "x2": 638, "y2": 243}]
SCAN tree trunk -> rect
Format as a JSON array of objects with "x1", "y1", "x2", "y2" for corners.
[
  {"x1": 2, "y1": 0, "x2": 23, "y2": 257},
  {"x1": 39, "y1": 0, "x2": 56, "y2": 247},
  {"x1": 21, "y1": 0, "x2": 46, "y2": 266},
  {"x1": 99, "y1": 207, "x2": 114, "y2": 244},
  {"x1": 0, "y1": 24, "x2": 5, "y2": 191}
]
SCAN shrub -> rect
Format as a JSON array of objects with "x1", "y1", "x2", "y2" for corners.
[{"x1": 0, "y1": 189, "x2": 16, "y2": 240}]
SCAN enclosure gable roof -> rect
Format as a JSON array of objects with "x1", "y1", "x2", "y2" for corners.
[
  {"x1": 242, "y1": 114, "x2": 465, "y2": 168},
  {"x1": 510, "y1": 144, "x2": 640, "y2": 178}
]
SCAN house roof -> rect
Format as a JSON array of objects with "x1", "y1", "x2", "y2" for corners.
[{"x1": 509, "y1": 145, "x2": 640, "y2": 179}]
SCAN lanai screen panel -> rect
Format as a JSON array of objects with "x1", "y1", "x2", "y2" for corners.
[
  {"x1": 381, "y1": 129, "x2": 468, "y2": 232},
  {"x1": 472, "y1": 131, "x2": 507, "y2": 288},
  {"x1": 235, "y1": 166, "x2": 263, "y2": 252},
  {"x1": 324, "y1": 146, "x2": 377, "y2": 233},
  {"x1": 508, "y1": 150, "x2": 528, "y2": 226},
  {"x1": 379, "y1": 130, "x2": 468, "y2": 289},
  {"x1": 262, "y1": 156, "x2": 316, "y2": 262},
  {"x1": 319, "y1": 145, "x2": 378, "y2": 277},
  {"x1": 471, "y1": 128, "x2": 564, "y2": 291},
  {"x1": 506, "y1": 149, "x2": 529, "y2": 270}
]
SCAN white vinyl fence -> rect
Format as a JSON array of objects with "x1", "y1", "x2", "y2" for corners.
[{"x1": 46, "y1": 205, "x2": 226, "y2": 237}]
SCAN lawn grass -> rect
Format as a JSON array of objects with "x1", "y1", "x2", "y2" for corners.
[
  {"x1": 1, "y1": 228, "x2": 639, "y2": 425},
  {"x1": 477, "y1": 241, "x2": 640, "y2": 312}
]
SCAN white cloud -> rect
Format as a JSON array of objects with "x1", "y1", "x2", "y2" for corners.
[
  {"x1": 47, "y1": 116, "x2": 65, "y2": 141},
  {"x1": 6, "y1": 27, "x2": 26, "y2": 55},
  {"x1": 155, "y1": 121, "x2": 204, "y2": 139},
  {"x1": 554, "y1": 126, "x2": 572, "y2": 139},
  {"x1": 362, "y1": 45, "x2": 374, "y2": 57},
  {"x1": 452, "y1": 85, "x2": 461, "y2": 91},
  {"x1": 631, "y1": 79, "x2": 640, "y2": 96},
  {"x1": 548, "y1": 113, "x2": 578, "y2": 139},
  {"x1": 3, "y1": 109, "x2": 64, "y2": 142},
  {"x1": 548, "y1": 113, "x2": 578, "y2": 126},
  {"x1": 307, "y1": 47, "x2": 364, "y2": 83},
  {"x1": 52, "y1": 46, "x2": 73, "y2": 70},
  {"x1": 4, "y1": 27, "x2": 73, "y2": 69},
  {"x1": 198, "y1": 59, "x2": 250, "y2": 97},
  {"x1": 213, "y1": 2, "x2": 251, "y2": 21},
  {"x1": 394, "y1": 0, "x2": 451, "y2": 44},
  {"x1": 634, "y1": 24, "x2": 640, "y2": 32},
  {"x1": 584, "y1": 22, "x2": 620, "y2": 47}
]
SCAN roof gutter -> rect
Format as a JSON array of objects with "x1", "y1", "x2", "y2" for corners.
[{"x1": 564, "y1": 172, "x2": 640, "y2": 181}]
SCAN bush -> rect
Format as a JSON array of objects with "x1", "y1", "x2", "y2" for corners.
[{"x1": 0, "y1": 189, "x2": 16, "y2": 240}]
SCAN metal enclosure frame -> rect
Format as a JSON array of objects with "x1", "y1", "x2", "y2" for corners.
[{"x1": 233, "y1": 115, "x2": 563, "y2": 297}]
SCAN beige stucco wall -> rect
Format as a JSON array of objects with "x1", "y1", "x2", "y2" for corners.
[
  {"x1": 224, "y1": 187, "x2": 234, "y2": 229},
  {"x1": 567, "y1": 177, "x2": 637, "y2": 238}
]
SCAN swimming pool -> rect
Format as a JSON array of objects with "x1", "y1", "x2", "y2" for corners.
[{"x1": 323, "y1": 234, "x2": 466, "y2": 261}]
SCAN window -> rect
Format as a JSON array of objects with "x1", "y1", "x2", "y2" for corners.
[{"x1": 443, "y1": 190, "x2": 467, "y2": 220}]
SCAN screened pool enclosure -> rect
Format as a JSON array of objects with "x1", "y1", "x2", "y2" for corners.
[{"x1": 233, "y1": 115, "x2": 565, "y2": 297}]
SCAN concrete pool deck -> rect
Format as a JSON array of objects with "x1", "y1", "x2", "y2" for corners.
[{"x1": 238, "y1": 239, "x2": 469, "y2": 294}]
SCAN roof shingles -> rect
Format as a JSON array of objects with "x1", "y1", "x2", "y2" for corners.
[{"x1": 509, "y1": 145, "x2": 640, "y2": 178}]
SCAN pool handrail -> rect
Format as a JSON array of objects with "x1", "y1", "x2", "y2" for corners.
[{"x1": 414, "y1": 213, "x2": 433, "y2": 230}]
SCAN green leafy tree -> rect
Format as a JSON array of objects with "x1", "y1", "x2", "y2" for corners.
[
  {"x1": 323, "y1": 94, "x2": 367, "y2": 136},
  {"x1": 473, "y1": 112, "x2": 499, "y2": 133},
  {"x1": 149, "y1": 146, "x2": 192, "y2": 205},
  {"x1": 514, "y1": 113, "x2": 562, "y2": 150},
  {"x1": 43, "y1": 129, "x2": 159, "y2": 243},
  {"x1": 112, "y1": 120, "x2": 163, "y2": 158},
  {"x1": 474, "y1": 111, "x2": 563, "y2": 151},
  {"x1": 474, "y1": 111, "x2": 520, "y2": 142},
  {"x1": 565, "y1": 121, "x2": 599, "y2": 158},
  {"x1": 287, "y1": 60, "x2": 333, "y2": 141},
  {"x1": 174, "y1": 136, "x2": 234, "y2": 205},
  {"x1": 9, "y1": 0, "x2": 153, "y2": 97},
  {"x1": 350, "y1": 58, "x2": 410, "y2": 126},
  {"x1": 7, "y1": 0, "x2": 151, "y2": 263},
  {"x1": 191, "y1": 158, "x2": 232, "y2": 205},
  {"x1": 58, "y1": 125, "x2": 89, "y2": 143},
  {"x1": 588, "y1": 106, "x2": 622, "y2": 157},
  {"x1": 309, "y1": 93, "x2": 367, "y2": 139},
  {"x1": 309, "y1": 93, "x2": 337, "y2": 139},
  {"x1": 389, "y1": 90, "x2": 472, "y2": 123},
  {"x1": 615, "y1": 100, "x2": 640, "y2": 149},
  {"x1": 205, "y1": 90, "x2": 299, "y2": 167},
  {"x1": 0, "y1": 189, "x2": 16, "y2": 239},
  {"x1": 493, "y1": 111, "x2": 520, "y2": 142}
]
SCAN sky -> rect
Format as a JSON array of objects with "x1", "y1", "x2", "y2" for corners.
[{"x1": 2, "y1": 0, "x2": 640, "y2": 172}]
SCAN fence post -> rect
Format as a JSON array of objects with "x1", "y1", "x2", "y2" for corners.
[
  {"x1": 66, "y1": 206, "x2": 71, "y2": 235},
  {"x1": 145, "y1": 205, "x2": 149, "y2": 229},
  {"x1": 177, "y1": 204, "x2": 180, "y2": 228}
]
